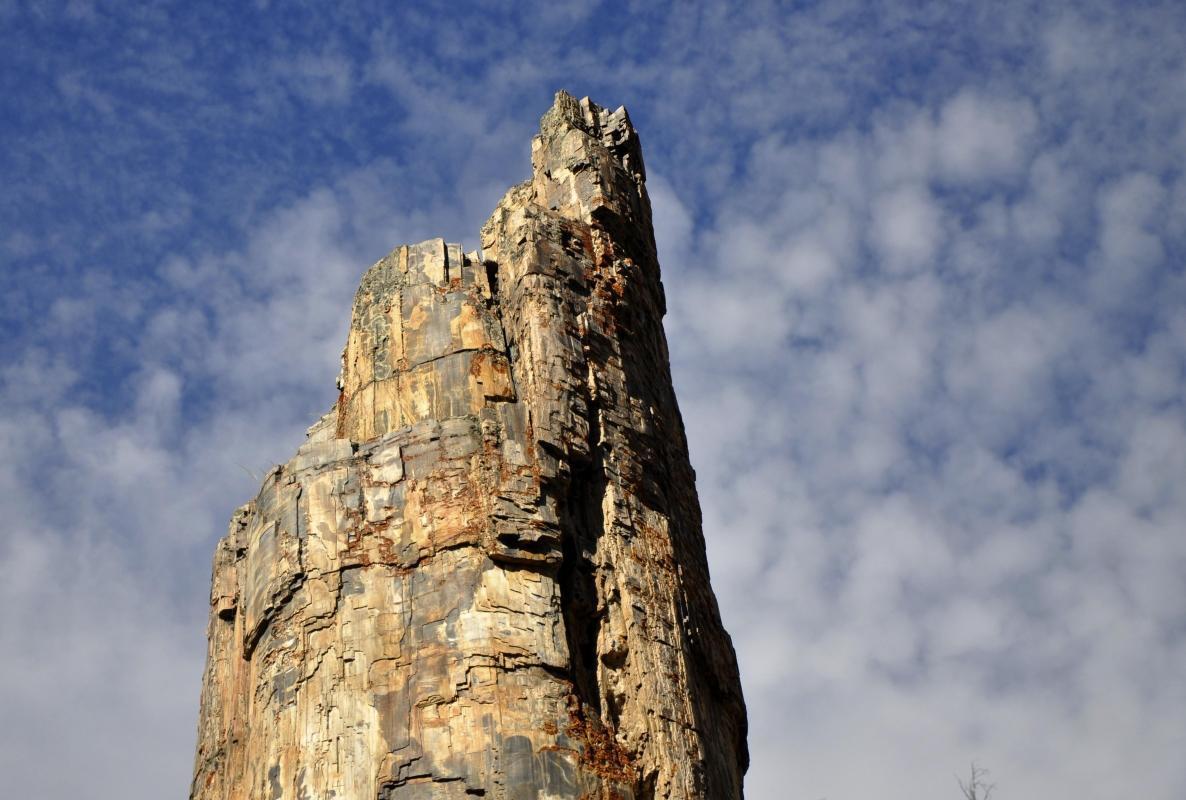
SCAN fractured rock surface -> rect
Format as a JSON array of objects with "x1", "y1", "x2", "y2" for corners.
[{"x1": 190, "y1": 91, "x2": 748, "y2": 800}]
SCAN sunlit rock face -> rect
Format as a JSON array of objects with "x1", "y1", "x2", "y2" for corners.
[{"x1": 190, "y1": 92, "x2": 748, "y2": 800}]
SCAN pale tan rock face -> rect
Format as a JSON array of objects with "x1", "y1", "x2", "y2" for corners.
[{"x1": 191, "y1": 92, "x2": 748, "y2": 800}]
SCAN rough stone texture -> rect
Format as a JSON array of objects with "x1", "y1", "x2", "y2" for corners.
[{"x1": 190, "y1": 92, "x2": 748, "y2": 800}]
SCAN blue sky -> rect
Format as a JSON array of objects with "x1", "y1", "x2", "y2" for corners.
[{"x1": 3, "y1": 1, "x2": 1185, "y2": 797}]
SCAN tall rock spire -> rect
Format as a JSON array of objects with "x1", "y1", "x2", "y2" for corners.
[{"x1": 190, "y1": 91, "x2": 748, "y2": 800}]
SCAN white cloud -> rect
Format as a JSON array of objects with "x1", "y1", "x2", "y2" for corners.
[
  {"x1": 782, "y1": 236, "x2": 839, "y2": 292},
  {"x1": 935, "y1": 90, "x2": 1038, "y2": 182},
  {"x1": 650, "y1": 173, "x2": 694, "y2": 269},
  {"x1": 282, "y1": 53, "x2": 355, "y2": 106},
  {"x1": 1091, "y1": 171, "x2": 1167, "y2": 304},
  {"x1": 1009, "y1": 151, "x2": 1075, "y2": 249},
  {"x1": 664, "y1": 14, "x2": 1186, "y2": 794},
  {"x1": 870, "y1": 184, "x2": 943, "y2": 271}
]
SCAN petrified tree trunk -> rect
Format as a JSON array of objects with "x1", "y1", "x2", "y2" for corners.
[{"x1": 190, "y1": 91, "x2": 747, "y2": 800}]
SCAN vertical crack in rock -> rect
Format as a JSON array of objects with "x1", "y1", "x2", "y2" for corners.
[
  {"x1": 557, "y1": 423, "x2": 607, "y2": 720},
  {"x1": 190, "y1": 92, "x2": 748, "y2": 800}
]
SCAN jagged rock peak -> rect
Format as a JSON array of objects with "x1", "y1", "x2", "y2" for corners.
[{"x1": 190, "y1": 93, "x2": 747, "y2": 800}]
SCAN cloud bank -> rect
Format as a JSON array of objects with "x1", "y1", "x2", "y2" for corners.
[{"x1": 2, "y1": 2, "x2": 1184, "y2": 798}]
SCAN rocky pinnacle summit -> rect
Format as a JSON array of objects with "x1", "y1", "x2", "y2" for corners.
[{"x1": 190, "y1": 91, "x2": 748, "y2": 800}]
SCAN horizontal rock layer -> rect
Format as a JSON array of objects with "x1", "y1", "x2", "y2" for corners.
[{"x1": 190, "y1": 91, "x2": 747, "y2": 800}]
